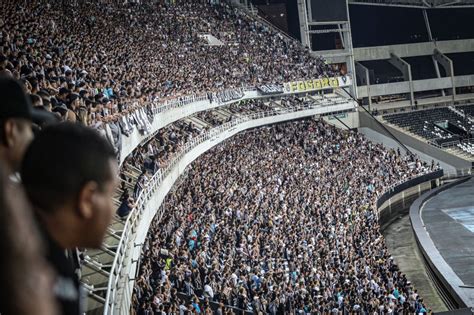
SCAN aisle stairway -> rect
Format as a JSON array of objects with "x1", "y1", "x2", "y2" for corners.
[{"x1": 82, "y1": 164, "x2": 142, "y2": 314}]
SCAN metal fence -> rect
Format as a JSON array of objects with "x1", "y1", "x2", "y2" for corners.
[{"x1": 376, "y1": 169, "x2": 444, "y2": 209}]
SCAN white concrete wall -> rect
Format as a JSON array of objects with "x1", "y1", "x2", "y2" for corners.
[
  {"x1": 354, "y1": 39, "x2": 474, "y2": 61},
  {"x1": 369, "y1": 93, "x2": 474, "y2": 112},
  {"x1": 120, "y1": 90, "x2": 267, "y2": 165},
  {"x1": 357, "y1": 75, "x2": 474, "y2": 98},
  {"x1": 119, "y1": 87, "x2": 354, "y2": 165},
  {"x1": 359, "y1": 127, "x2": 456, "y2": 172},
  {"x1": 322, "y1": 110, "x2": 360, "y2": 129}
]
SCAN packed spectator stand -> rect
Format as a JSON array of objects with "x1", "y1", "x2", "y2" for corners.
[
  {"x1": 116, "y1": 95, "x2": 335, "y2": 217},
  {"x1": 132, "y1": 119, "x2": 434, "y2": 314},
  {"x1": 0, "y1": 0, "x2": 442, "y2": 314},
  {"x1": 0, "y1": 0, "x2": 338, "y2": 143}
]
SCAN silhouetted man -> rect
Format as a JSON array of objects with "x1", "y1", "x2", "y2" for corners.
[
  {"x1": 0, "y1": 76, "x2": 59, "y2": 315},
  {"x1": 0, "y1": 77, "x2": 34, "y2": 175},
  {"x1": 21, "y1": 123, "x2": 119, "y2": 315}
]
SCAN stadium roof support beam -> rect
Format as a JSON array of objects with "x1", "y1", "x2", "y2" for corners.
[
  {"x1": 435, "y1": 0, "x2": 464, "y2": 6},
  {"x1": 434, "y1": 49, "x2": 456, "y2": 101},
  {"x1": 348, "y1": 0, "x2": 474, "y2": 9},
  {"x1": 355, "y1": 62, "x2": 372, "y2": 109},
  {"x1": 349, "y1": 1, "x2": 428, "y2": 8},
  {"x1": 389, "y1": 53, "x2": 415, "y2": 105},
  {"x1": 422, "y1": 8, "x2": 445, "y2": 96},
  {"x1": 306, "y1": 0, "x2": 313, "y2": 22},
  {"x1": 297, "y1": 0, "x2": 311, "y2": 49},
  {"x1": 353, "y1": 39, "x2": 474, "y2": 61}
]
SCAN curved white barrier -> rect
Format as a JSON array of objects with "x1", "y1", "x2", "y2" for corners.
[
  {"x1": 117, "y1": 76, "x2": 353, "y2": 165},
  {"x1": 119, "y1": 89, "x2": 262, "y2": 165},
  {"x1": 104, "y1": 100, "x2": 356, "y2": 314}
]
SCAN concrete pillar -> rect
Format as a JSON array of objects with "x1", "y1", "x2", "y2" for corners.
[
  {"x1": 434, "y1": 49, "x2": 456, "y2": 101},
  {"x1": 355, "y1": 62, "x2": 372, "y2": 110},
  {"x1": 344, "y1": 0, "x2": 358, "y2": 98},
  {"x1": 307, "y1": 0, "x2": 313, "y2": 22},
  {"x1": 355, "y1": 62, "x2": 369, "y2": 85},
  {"x1": 389, "y1": 53, "x2": 414, "y2": 106},
  {"x1": 297, "y1": 0, "x2": 311, "y2": 49}
]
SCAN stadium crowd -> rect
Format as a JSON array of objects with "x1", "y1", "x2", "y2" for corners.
[
  {"x1": 133, "y1": 119, "x2": 434, "y2": 314},
  {"x1": 118, "y1": 97, "x2": 295, "y2": 215},
  {"x1": 118, "y1": 95, "x2": 316, "y2": 214},
  {"x1": 0, "y1": 0, "x2": 439, "y2": 314},
  {"x1": 0, "y1": 0, "x2": 338, "y2": 130}
]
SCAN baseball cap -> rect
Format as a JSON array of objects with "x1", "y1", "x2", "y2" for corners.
[{"x1": 0, "y1": 76, "x2": 56, "y2": 124}]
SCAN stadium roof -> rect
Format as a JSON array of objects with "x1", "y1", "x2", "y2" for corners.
[{"x1": 349, "y1": 0, "x2": 474, "y2": 8}]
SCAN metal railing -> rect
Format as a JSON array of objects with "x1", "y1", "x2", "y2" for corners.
[
  {"x1": 376, "y1": 169, "x2": 444, "y2": 210},
  {"x1": 103, "y1": 77, "x2": 353, "y2": 168},
  {"x1": 103, "y1": 170, "x2": 161, "y2": 313},
  {"x1": 103, "y1": 99, "x2": 354, "y2": 314},
  {"x1": 442, "y1": 167, "x2": 474, "y2": 179}
]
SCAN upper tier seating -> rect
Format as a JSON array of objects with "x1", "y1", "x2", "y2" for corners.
[{"x1": 0, "y1": 0, "x2": 339, "y2": 128}]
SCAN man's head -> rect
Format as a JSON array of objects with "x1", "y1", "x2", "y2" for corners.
[
  {"x1": 0, "y1": 77, "x2": 35, "y2": 172},
  {"x1": 29, "y1": 93, "x2": 43, "y2": 107},
  {"x1": 21, "y1": 123, "x2": 118, "y2": 249},
  {"x1": 57, "y1": 87, "x2": 70, "y2": 101}
]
